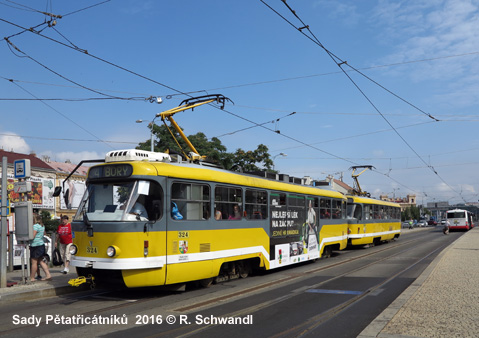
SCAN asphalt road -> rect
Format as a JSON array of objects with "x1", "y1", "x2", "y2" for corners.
[{"x1": 0, "y1": 227, "x2": 461, "y2": 338}]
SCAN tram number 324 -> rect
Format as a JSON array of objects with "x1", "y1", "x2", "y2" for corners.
[
  {"x1": 86, "y1": 246, "x2": 98, "y2": 254},
  {"x1": 178, "y1": 231, "x2": 189, "y2": 238}
]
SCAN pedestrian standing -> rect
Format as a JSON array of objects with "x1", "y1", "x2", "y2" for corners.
[
  {"x1": 443, "y1": 219, "x2": 451, "y2": 234},
  {"x1": 56, "y1": 215, "x2": 72, "y2": 274},
  {"x1": 29, "y1": 214, "x2": 52, "y2": 282}
]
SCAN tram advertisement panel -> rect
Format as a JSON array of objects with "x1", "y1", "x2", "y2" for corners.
[{"x1": 270, "y1": 193, "x2": 319, "y2": 264}]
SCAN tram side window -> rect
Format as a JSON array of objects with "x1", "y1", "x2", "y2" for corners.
[
  {"x1": 215, "y1": 186, "x2": 243, "y2": 220},
  {"x1": 245, "y1": 189, "x2": 267, "y2": 220},
  {"x1": 388, "y1": 206, "x2": 393, "y2": 219},
  {"x1": 171, "y1": 182, "x2": 210, "y2": 220},
  {"x1": 372, "y1": 205, "x2": 378, "y2": 219},
  {"x1": 289, "y1": 194, "x2": 305, "y2": 230},
  {"x1": 270, "y1": 193, "x2": 287, "y2": 206},
  {"x1": 138, "y1": 181, "x2": 163, "y2": 221},
  {"x1": 320, "y1": 198, "x2": 331, "y2": 219},
  {"x1": 379, "y1": 207, "x2": 385, "y2": 220},
  {"x1": 354, "y1": 204, "x2": 362, "y2": 220},
  {"x1": 364, "y1": 204, "x2": 370, "y2": 220},
  {"x1": 331, "y1": 199, "x2": 341, "y2": 219}
]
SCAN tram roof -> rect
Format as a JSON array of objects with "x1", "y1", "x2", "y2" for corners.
[
  {"x1": 347, "y1": 195, "x2": 401, "y2": 207},
  {"x1": 90, "y1": 160, "x2": 346, "y2": 199}
]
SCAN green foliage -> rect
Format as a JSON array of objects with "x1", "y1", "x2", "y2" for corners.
[
  {"x1": 40, "y1": 210, "x2": 60, "y2": 234},
  {"x1": 401, "y1": 205, "x2": 421, "y2": 222},
  {"x1": 230, "y1": 144, "x2": 274, "y2": 172},
  {"x1": 137, "y1": 123, "x2": 275, "y2": 171},
  {"x1": 116, "y1": 186, "x2": 130, "y2": 204}
]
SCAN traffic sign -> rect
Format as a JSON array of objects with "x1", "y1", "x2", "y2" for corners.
[
  {"x1": 13, "y1": 181, "x2": 32, "y2": 193},
  {"x1": 14, "y1": 159, "x2": 31, "y2": 179}
]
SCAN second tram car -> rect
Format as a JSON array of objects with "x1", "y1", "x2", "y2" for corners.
[
  {"x1": 68, "y1": 149, "x2": 349, "y2": 288},
  {"x1": 346, "y1": 196, "x2": 401, "y2": 246},
  {"x1": 446, "y1": 209, "x2": 474, "y2": 231}
]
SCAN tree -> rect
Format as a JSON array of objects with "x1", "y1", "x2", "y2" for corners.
[
  {"x1": 40, "y1": 210, "x2": 59, "y2": 234},
  {"x1": 401, "y1": 205, "x2": 421, "y2": 222},
  {"x1": 137, "y1": 123, "x2": 179, "y2": 153},
  {"x1": 229, "y1": 144, "x2": 274, "y2": 172}
]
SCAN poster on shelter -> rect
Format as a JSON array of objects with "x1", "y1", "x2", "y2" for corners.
[
  {"x1": 1, "y1": 174, "x2": 55, "y2": 209},
  {"x1": 60, "y1": 179, "x2": 86, "y2": 209}
]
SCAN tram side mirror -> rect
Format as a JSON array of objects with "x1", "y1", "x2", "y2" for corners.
[
  {"x1": 53, "y1": 186, "x2": 62, "y2": 197},
  {"x1": 152, "y1": 200, "x2": 162, "y2": 221}
]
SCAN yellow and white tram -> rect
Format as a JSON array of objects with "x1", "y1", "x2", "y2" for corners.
[
  {"x1": 68, "y1": 149, "x2": 349, "y2": 288},
  {"x1": 346, "y1": 196, "x2": 401, "y2": 246}
]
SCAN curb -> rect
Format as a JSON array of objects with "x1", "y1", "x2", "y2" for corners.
[{"x1": 0, "y1": 283, "x2": 89, "y2": 302}]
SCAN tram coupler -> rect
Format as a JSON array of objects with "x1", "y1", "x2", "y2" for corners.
[{"x1": 68, "y1": 275, "x2": 96, "y2": 289}]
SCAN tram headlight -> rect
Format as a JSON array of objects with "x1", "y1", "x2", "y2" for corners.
[
  {"x1": 69, "y1": 245, "x2": 78, "y2": 255},
  {"x1": 107, "y1": 246, "x2": 121, "y2": 257}
]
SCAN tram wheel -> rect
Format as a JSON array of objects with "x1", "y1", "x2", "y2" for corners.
[
  {"x1": 322, "y1": 246, "x2": 332, "y2": 258},
  {"x1": 237, "y1": 261, "x2": 250, "y2": 279}
]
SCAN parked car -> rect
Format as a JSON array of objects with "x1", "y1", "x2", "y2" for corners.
[
  {"x1": 440, "y1": 219, "x2": 446, "y2": 225},
  {"x1": 417, "y1": 220, "x2": 428, "y2": 227},
  {"x1": 428, "y1": 219, "x2": 438, "y2": 226},
  {"x1": 7, "y1": 234, "x2": 52, "y2": 267}
]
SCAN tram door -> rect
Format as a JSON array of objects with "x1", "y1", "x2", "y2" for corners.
[
  {"x1": 148, "y1": 176, "x2": 168, "y2": 285},
  {"x1": 165, "y1": 180, "x2": 214, "y2": 284}
]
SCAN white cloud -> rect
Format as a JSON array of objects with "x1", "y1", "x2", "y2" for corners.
[
  {"x1": 460, "y1": 184, "x2": 475, "y2": 194},
  {"x1": 40, "y1": 150, "x2": 103, "y2": 165},
  {"x1": 372, "y1": 0, "x2": 479, "y2": 107},
  {"x1": 0, "y1": 132, "x2": 30, "y2": 153}
]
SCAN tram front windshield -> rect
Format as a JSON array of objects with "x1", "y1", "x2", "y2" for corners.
[{"x1": 74, "y1": 180, "x2": 152, "y2": 222}]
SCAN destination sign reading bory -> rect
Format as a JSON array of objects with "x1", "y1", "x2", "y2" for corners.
[{"x1": 88, "y1": 164, "x2": 133, "y2": 179}]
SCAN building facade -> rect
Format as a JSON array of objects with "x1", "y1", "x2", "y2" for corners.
[{"x1": 380, "y1": 194, "x2": 417, "y2": 211}]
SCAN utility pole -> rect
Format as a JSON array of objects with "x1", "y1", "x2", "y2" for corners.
[{"x1": 1, "y1": 157, "x2": 8, "y2": 288}]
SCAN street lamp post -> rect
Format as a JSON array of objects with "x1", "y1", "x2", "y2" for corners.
[
  {"x1": 272, "y1": 153, "x2": 287, "y2": 171},
  {"x1": 392, "y1": 188, "x2": 400, "y2": 200},
  {"x1": 136, "y1": 113, "x2": 161, "y2": 152}
]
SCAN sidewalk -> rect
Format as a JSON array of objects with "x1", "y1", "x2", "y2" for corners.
[
  {"x1": 0, "y1": 265, "x2": 87, "y2": 302},
  {"x1": 359, "y1": 227, "x2": 479, "y2": 338}
]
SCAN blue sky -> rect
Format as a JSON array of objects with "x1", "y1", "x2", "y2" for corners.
[{"x1": 1, "y1": 0, "x2": 479, "y2": 205}]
